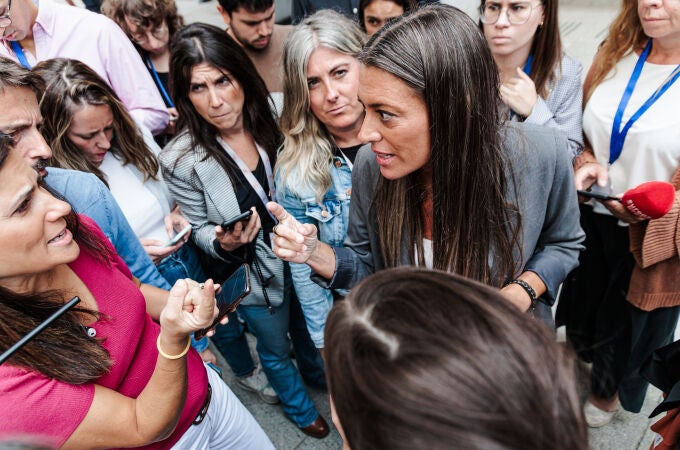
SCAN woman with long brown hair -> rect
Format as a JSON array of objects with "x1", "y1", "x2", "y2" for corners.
[{"x1": 268, "y1": 4, "x2": 583, "y2": 324}]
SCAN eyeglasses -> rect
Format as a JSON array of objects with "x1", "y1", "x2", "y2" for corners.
[
  {"x1": 130, "y1": 23, "x2": 169, "y2": 46},
  {"x1": 479, "y1": 2, "x2": 541, "y2": 25},
  {"x1": 0, "y1": 0, "x2": 11, "y2": 28}
]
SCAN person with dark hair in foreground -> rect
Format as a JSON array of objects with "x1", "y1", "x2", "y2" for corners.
[{"x1": 325, "y1": 267, "x2": 588, "y2": 450}]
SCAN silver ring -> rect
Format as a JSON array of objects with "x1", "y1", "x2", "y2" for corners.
[{"x1": 199, "y1": 283, "x2": 205, "y2": 290}]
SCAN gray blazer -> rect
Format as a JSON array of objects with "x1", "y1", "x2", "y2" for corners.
[
  {"x1": 159, "y1": 132, "x2": 284, "y2": 307},
  {"x1": 315, "y1": 122, "x2": 585, "y2": 315}
]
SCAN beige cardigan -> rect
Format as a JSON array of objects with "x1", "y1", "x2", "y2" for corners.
[{"x1": 627, "y1": 165, "x2": 680, "y2": 310}]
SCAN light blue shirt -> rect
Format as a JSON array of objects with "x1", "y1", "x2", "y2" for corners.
[{"x1": 45, "y1": 167, "x2": 171, "y2": 290}]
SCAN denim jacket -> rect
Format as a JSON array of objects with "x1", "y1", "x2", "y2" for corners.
[
  {"x1": 275, "y1": 145, "x2": 367, "y2": 347},
  {"x1": 45, "y1": 167, "x2": 170, "y2": 289}
]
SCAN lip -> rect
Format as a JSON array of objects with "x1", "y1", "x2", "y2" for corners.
[
  {"x1": 491, "y1": 35, "x2": 510, "y2": 43},
  {"x1": 253, "y1": 36, "x2": 271, "y2": 47},
  {"x1": 47, "y1": 227, "x2": 73, "y2": 246},
  {"x1": 372, "y1": 148, "x2": 395, "y2": 166},
  {"x1": 327, "y1": 105, "x2": 346, "y2": 114}
]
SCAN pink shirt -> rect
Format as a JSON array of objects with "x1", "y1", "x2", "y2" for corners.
[
  {"x1": 0, "y1": 0, "x2": 169, "y2": 135},
  {"x1": 0, "y1": 216, "x2": 208, "y2": 449}
]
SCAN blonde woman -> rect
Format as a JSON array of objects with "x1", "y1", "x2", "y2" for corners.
[{"x1": 275, "y1": 10, "x2": 367, "y2": 349}]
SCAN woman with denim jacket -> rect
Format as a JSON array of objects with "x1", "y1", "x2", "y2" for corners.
[{"x1": 275, "y1": 10, "x2": 367, "y2": 349}]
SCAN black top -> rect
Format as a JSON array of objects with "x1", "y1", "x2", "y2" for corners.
[
  {"x1": 227, "y1": 155, "x2": 275, "y2": 247},
  {"x1": 338, "y1": 144, "x2": 363, "y2": 165}
]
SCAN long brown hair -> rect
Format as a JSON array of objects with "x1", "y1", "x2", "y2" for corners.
[
  {"x1": 168, "y1": 23, "x2": 281, "y2": 179},
  {"x1": 325, "y1": 267, "x2": 587, "y2": 450},
  {"x1": 360, "y1": 4, "x2": 521, "y2": 286},
  {"x1": 0, "y1": 134, "x2": 112, "y2": 384},
  {"x1": 33, "y1": 58, "x2": 160, "y2": 186},
  {"x1": 584, "y1": 0, "x2": 645, "y2": 103}
]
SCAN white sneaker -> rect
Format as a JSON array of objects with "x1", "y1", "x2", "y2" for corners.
[
  {"x1": 237, "y1": 367, "x2": 280, "y2": 405},
  {"x1": 584, "y1": 399, "x2": 617, "y2": 428}
]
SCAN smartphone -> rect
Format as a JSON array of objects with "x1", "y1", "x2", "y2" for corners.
[
  {"x1": 220, "y1": 210, "x2": 253, "y2": 232},
  {"x1": 165, "y1": 224, "x2": 192, "y2": 247},
  {"x1": 194, "y1": 264, "x2": 251, "y2": 340},
  {"x1": 577, "y1": 184, "x2": 620, "y2": 201}
]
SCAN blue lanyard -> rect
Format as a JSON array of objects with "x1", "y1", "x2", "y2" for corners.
[
  {"x1": 10, "y1": 41, "x2": 31, "y2": 69},
  {"x1": 523, "y1": 53, "x2": 533, "y2": 76},
  {"x1": 609, "y1": 39, "x2": 680, "y2": 165},
  {"x1": 146, "y1": 55, "x2": 174, "y2": 108}
]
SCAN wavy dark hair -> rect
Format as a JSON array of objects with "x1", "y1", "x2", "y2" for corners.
[
  {"x1": 357, "y1": 0, "x2": 416, "y2": 33},
  {"x1": 33, "y1": 58, "x2": 160, "y2": 186},
  {"x1": 359, "y1": 4, "x2": 521, "y2": 286},
  {"x1": 0, "y1": 134, "x2": 112, "y2": 383},
  {"x1": 168, "y1": 22, "x2": 281, "y2": 178},
  {"x1": 325, "y1": 267, "x2": 587, "y2": 450}
]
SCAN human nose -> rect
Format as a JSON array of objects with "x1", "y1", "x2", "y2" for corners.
[
  {"x1": 95, "y1": 131, "x2": 111, "y2": 149},
  {"x1": 495, "y1": 7, "x2": 511, "y2": 26},
  {"x1": 43, "y1": 191, "x2": 72, "y2": 222},
  {"x1": 207, "y1": 86, "x2": 223, "y2": 108},
  {"x1": 357, "y1": 111, "x2": 380, "y2": 143},
  {"x1": 24, "y1": 129, "x2": 53, "y2": 164},
  {"x1": 325, "y1": 82, "x2": 339, "y2": 103},
  {"x1": 256, "y1": 21, "x2": 271, "y2": 36}
]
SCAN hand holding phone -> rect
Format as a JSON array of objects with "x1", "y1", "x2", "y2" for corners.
[
  {"x1": 194, "y1": 264, "x2": 251, "y2": 340},
  {"x1": 221, "y1": 210, "x2": 254, "y2": 232},
  {"x1": 165, "y1": 224, "x2": 192, "y2": 247},
  {"x1": 577, "y1": 183, "x2": 621, "y2": 202}
]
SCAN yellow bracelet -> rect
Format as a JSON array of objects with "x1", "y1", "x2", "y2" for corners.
[{"x1": 157, "y1": 335, "x2": 191, "y2": 360}]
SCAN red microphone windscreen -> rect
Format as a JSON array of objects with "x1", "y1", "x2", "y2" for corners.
[{"x1": 621, "y1": 181, "x2": 675, "y2": 219}]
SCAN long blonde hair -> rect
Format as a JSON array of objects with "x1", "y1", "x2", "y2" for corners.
[
  {"x1": 276, "y1": 10, "x2": 365, "y2": 202},
  {"x1": 584, "y1": 0, "x2": 646, "y2": 103}
]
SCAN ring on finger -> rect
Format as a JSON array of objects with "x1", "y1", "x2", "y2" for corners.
[{"x1": 199, "y1": 283, "x2": 205, "y2": 290}]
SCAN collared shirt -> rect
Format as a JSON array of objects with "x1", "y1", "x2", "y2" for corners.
[{"x1": 0, "y1": 0, "x2": 169, "y2": 134}]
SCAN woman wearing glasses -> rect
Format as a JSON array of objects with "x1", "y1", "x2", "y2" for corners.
[
  {"x1": 102, "y1": 0, "x2": 182, "y2": 145},
  {"x1": 480, "y1": 0, "x2": 583, "y2": 159}
]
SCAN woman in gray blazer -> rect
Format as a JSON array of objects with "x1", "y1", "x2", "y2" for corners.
[{"x1": 160, "y1": 23, "x2": 330, "y2": 438}]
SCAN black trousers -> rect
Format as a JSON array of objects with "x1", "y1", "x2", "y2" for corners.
[{"x1": 557, "y1": 205, "x2": 679, "y2": 412}]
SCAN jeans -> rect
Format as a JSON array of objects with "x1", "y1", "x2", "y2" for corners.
[
  {"x1": 211, "y1": 288, "x2": 325, "y2": 427},
  {"x1": 158, "y1": 242, "x2": 210, "y2": 353}
]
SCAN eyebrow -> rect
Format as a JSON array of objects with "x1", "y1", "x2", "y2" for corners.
[
  {"x1": 243, "y1": 12, "x2": 274, "y2": 25},
  {"x1": 8, "y1": 180, "x2": 36, "y2": 214}
]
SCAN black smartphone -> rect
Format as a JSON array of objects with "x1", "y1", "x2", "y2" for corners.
[
  {"x1": 220, "y1": 210, "x2": 253, "y2": 232},
  {"x1": 194, "y1": 264, "x2": 251, "y2": 340},
  {"x1": 577, "y1": 183, "x2": 619, "y2": 201}
]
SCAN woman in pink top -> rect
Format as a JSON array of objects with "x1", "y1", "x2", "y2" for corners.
[{"x1": 0, "y1": 134, "x2": 273, "y2": 449}]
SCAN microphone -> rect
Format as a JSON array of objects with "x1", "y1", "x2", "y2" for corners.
[{"x1": 621, "y1": 181, "x2": 676, "y2": 219}]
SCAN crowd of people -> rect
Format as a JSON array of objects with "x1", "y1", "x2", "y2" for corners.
[{"x1": 0, "y1": 0, "x2": 679, "y2": 448}]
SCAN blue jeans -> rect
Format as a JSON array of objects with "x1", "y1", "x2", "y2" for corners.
[
  {"x1": 157, "y1": 242, "x2": 210, "y2": 353},
  {"x1": 211, "y1": 289, "x2": 325, "y2": 427}
]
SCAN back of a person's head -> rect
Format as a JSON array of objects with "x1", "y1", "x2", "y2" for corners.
[
  {"x1": 325, "y1": 267, "x2": 587, "y2": 450},
  {"x1": 216, "y1": 0, "x2": 273, "y2": 15}
]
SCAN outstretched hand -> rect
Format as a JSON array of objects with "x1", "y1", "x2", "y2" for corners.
[{"x1": 266, "y1": 201, "x2": 318, "y2": 264}]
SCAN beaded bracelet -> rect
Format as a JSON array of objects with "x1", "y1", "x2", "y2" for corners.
[
  {"x1": 505, "y1": 279, "x2": 537, "y2": 314},
  {"x1": 157, "y1": 335, "x2": 191, "y2": 360}
]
